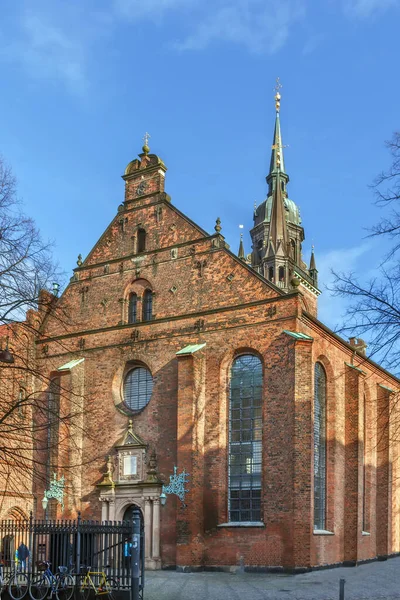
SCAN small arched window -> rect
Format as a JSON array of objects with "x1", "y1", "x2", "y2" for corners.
[
  {"x1": 290, "y1": 239, "x2": 296, "y2": 261},
  {"x1": 128, "y1": 293, "x2": 137, "y2": 324},
  {"x1": 123, "y1": 367, "x2": 153, "y2": 412},
  {"x1": 18, "y1": 387, "x2": 26, "y2": 418},
  {"x1": 229, "y1": 354, "x2": 263, "y2": 523},
  {"x1": 137, "y1": 229, "x2": 146, "y2": 253},
  {"x1": 268, "y1": 266, "x2": 274, "y2": 281},
  {"x1": 278, "y1": 266, "x2": 285, "y2": 282},
  {"x1": 314, "y1": 362, "x2": 327, "y2": 530},
  {"x1": 142, "y1": 290, "x2": 153, "y2": 321}
]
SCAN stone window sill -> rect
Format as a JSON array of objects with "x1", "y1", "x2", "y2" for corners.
[
  {"x1": 313, "y1": 529, "x2": 334, "y2": 535},
  {"x1": 362, "y1": 531, "x2": 371, "y2": 536},
  {"x1": 218, "y1": 522, "x2": 265, "y2": 528}
]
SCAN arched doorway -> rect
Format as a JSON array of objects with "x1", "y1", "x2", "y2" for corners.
[
  {"x1": 122, "y1": 505, "x2": 144, "y2": 575},
  {"x1": 123, "y1": 504, "x2": 143, "y2": 527}
]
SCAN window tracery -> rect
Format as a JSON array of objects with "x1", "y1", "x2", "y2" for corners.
[
  {"x1": 228, "y1": 354, "x2": 262, "y2": 523},
  {"x1": 314, "y1": 362, "x2": 327, "y2": 530}
]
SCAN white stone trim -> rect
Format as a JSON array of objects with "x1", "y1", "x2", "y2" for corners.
[{"x1": 218, "y1": 522, "x2": 265, "y2": 528}]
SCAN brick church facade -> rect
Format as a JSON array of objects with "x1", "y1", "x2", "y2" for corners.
[{"x1": 1, "y1": 90, "x2": 400, "y2": 571}]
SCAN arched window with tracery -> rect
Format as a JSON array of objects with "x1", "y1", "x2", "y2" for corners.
[
  {"x1": 137, "y1": 229, "x2": 146, "y2": 253},
  {"x1": 142, "y1": 290, "x2": 153, "y2": 321},
  {"x1": 48, "y1": 377, "x2": 60, "y2": 470},
  {"x1": 229, "y1": 354, "x2": 263, "y2": 522},
  {"x1": 128, "y1": 293, "x2": 137, "y2": 324},
  {"x1": 362, "y1": 393, "x2": 369, "y2": 532},
  {"x1": 314, "y1": 362, "x2": 327, "y2": 530}
]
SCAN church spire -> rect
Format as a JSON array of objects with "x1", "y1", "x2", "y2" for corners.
[
  {"x1": 238, "y1": 233, "x2": 245, "y2": 260},
  {"x1": 268, "y1": 78, "x2": 287, "y2": 180},
  {"x1": 309, "y1": 245, "x2": 318, "y2": 287}
]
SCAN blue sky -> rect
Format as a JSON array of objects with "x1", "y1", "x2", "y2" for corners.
[{"x1": 0, "y1": 0, "x2": 399, "y2": 329}]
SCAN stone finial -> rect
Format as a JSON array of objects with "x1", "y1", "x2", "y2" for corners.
[
  {"x1": 349, "y1": 337, "x2": 368, "y2": 356},
  {"x1": 142, "y1": 132, "x2": 151, "y2": 155},
  {"x1": 146, "y1": 449, "x2": 160, "y2": 483},
  {"x1": 98, "y1": 455, "x2": 115, "y2": 487},
  {"x1": 214, "y1": 217, "x2": 221, "y2": 233},
  {"x1": 77, "y1": 254, "x2": 83, "y2": 267},
  {"x1": 291, "y1": 276, "x2": 300, "y2": 288},
  {"x1": 274, "y1": 77, "x2": 282, "y2": 113}
]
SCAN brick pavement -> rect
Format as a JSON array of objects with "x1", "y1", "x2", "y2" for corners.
[{"x1": 144, "y1": 557, "x2": 400, "y2": 600}]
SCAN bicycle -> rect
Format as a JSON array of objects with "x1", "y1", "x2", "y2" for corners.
[
  {"x1": 29, "y1": 562, "x2": 74, "y2": 600},
  {"x1": 0, "y1": 562, "x2": 29, "y2": 600},
  {"x1": 79, "y1": 567, "x2": 115, "y2": 600}
]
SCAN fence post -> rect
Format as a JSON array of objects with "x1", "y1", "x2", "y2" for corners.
[
  {"x1": 76, "y1": 512, "x2": 81, "y2": 594},
  {"x1": 29, "y1": 511, "x2": 33, "y2": 576},
  {"x1": 130, "y1": 509, "x2": 141, "y2": 600},
  {"x1": 339, "y1": 578, "x2": 345, "y2": 600}
]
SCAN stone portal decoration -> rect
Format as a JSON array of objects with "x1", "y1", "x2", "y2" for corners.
[{"x1": 116, "y1": 420, "x2": 147, "y2": 483}]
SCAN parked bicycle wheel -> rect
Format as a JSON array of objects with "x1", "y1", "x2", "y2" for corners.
[
  {"x1": 104, "y1": 583, "x2": 115, "y2": 600},
  {"x1": 80, "y1": 581, "x2": 92, "y2": 600},
  {"x1": 105, "y1": 578, "x2": 119, "y2": 591},
  {"x1": 8, "y1": 572, "x2": 29, "y2": 600},
  {"x1": 29, "y1": 575, "x2": 50, "y2": 600},
  {"x1": 55, "y1": 574, "x2": 74, "y2": 600}
]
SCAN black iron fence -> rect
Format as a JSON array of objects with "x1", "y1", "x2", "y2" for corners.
[{"x1": 0, "y1": 511, "x2": 144, "y2": 600}]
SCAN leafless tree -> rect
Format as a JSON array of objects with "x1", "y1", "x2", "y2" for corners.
[
  {"x1": 331, "y1": 132, "x2": 400, "y2": 373},
  {"x1": 0, "y1": 154, "x2": 59, "y2": 327},
  {"x1": 0, "y1": 154, "x2": 92, "y2": 518}
]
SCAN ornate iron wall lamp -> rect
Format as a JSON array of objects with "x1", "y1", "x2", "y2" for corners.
[
  {"x1": 160, "y1": 466, "x2": 189, "y2": 507},
  {"x1": 0, "y1": 337, "x2": 14, "y2": 364},
  {"x1": 42, "y1": 473, "x2": 65, "y2": 514}
]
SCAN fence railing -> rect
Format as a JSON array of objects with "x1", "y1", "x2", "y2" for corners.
[{"x1": 0, "y1": 511, "x2": 144, "y2": 600}]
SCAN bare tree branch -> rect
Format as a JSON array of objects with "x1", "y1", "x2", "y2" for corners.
[
  {"x1": 0, "y1": 154, "x2": 96, "y2": 517},
  {"x1": 330, "y1": 131, "x2": 400, "y2": 375}
]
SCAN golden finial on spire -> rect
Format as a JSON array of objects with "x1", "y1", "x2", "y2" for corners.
[
  {"x1": 142, "y1": 132, "x2": 151, "y2": 155},
  {"x1": 274, "y1": 77, "x2": 282, "y2": 113}
]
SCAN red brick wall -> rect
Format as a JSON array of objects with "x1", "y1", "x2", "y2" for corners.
[{"x1": 26, "y1": 163, "x2": 400, "y2": 570}]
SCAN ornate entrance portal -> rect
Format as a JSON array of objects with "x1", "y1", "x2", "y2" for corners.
[{"x1": 98, "y1": 422, "x2": 162, "y2": 570}]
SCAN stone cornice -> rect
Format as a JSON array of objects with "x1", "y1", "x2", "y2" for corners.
[
  {"x1": 36, "y1": 294, "x2": 295, "y2": 345},
  {"x1": 35, "y1": 311, "x2": 295, "y2": 360}
]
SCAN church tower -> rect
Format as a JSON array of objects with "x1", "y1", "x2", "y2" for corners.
[{"x1": 250, "y1": 80, "x2": 319, "y2": 300}]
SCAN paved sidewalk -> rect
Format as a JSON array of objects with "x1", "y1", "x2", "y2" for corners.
[{"x1": 144, "y1": 557, "x2": 400, "y2": 600}]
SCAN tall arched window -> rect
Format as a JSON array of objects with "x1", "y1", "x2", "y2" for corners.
[
  {"x1": 128, "y1": 293, "x2": 137, "y2": 324},
  {"x1": 268, "y1": 266, "x2": 274, "y2": 281},
  {"x1": 278, "y1": 266, "x2": 285, "y2": 282},
  {"x1": 362, "y1": 393, "x2": 369, "y2": 532},
  {"x1": 314, "y1": 362, "x2": 327, "y2": 530},
  {"x1": 229, "y1": 354, "x2": 263, "y2": 522},
  {"x1": 142, "y1": 290, "x2": 153, "y2": 321},
  {"x1": 48, "y1": 377, "x2": 60, "y2": 469},
  {"x1": 137, "y1": 229, "x2": 146, "y2": 253}
]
